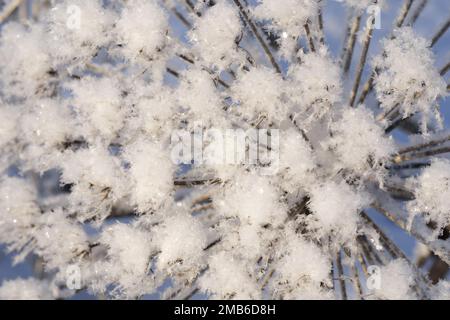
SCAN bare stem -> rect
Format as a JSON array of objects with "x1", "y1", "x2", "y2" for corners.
[
  {"x1": 336, "y1": 251, "x2": 348, "y2": 300},
  {"x1": 431, "y1": 16, "x2": 450, "y2": 47},
  {"x1": 398, "y1": 134, "x2": 450, "y2": 154},
  {"x1": 0, "y1": 0, "x2": 24, "y2": 23},
  {"x1": 304, "y1": 20, "x2": 316, "y2": 53},
  {"x1": 440, "y1": 61, "x2": 450, "y2": 76},
  {"x1": 407, "y1": 0, "x2": 428, "y2": 26},
  {"x1": 232, "y1": 0, "x2": 282, "y2": 74}
]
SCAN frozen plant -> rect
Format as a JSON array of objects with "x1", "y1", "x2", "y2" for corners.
[{"x1": 0, "y1": 0, "x2": 449, "y2": 300}]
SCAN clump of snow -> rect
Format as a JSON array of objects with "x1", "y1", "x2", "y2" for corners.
[
  {"x1": 407, "y1": 159, "x2": 450, "y2": 235},
  {"x1": 177, "y1": 68, "x2": 223, "y2": 126},
  {"x1": 278, "y1": 128, "x2": 316, "y2": 193},
  {"x1": 289, "y1": 49, "x2": 342, "y2": 128},
  {"x1": 325, "y1": 106, "x2": 395, "y2": 173},
  {"x1": 123, "y1": 139, "x2": 174, "y2": 214},
  {"x1": 342, "y1": 0, "x2": 383, "y2": 13},
  {"x1": 217, "y1": 171, "x2": 286, "y2": 226},
  {"x1": 33, "y1": 209, "x2": 89, "y2": 270},
  {"x1": 68, "y1": 76, "x2": 125, "y2": 141},
  {"x1": 373, "y1": 28, "x2": 447, "y2": 130},
  {"x1": 156, "y1": 211, "x2": 207, "y2": 272},
  {"x1": 0, "y1": 105, "x2": 19, "y2": 149},
  {"x1": 93, "y1": 223, "x2": 153, "y2": 298},
  {"x1": 0, "y1": 278, "x2": 53, "y2": 300},
  {"x1": 254, "y1": 0, "x2": 319, "y2": 34},
  {"x1": 132, "y1": 85, "x2": 176, "y2": 137},
  {"x1": 0, "y1": 177, "x2": 39, "y2": 241},
  {"x1": 60, "y1": 146, "x2": 126, "y2": 222},
  {"x1": 232, "y1": 67, "x2": 286, "y2": 122},
  {"x1": 307, "y1": 181, "x2": 371, "y2": 244},
  {"x1": 20, "y1": 99, "x2": 74, "y2": 148},
  {"x1": 45, "y1": 0, "x2": 113, "y2": 65},
  {"x1": 115, "y1": 0, "x2": 169, "y2": 60},
  {"x1": 375, "y1": 259, "x2": 416, "y2": 300},
  {"x1": 189, "y1": 1, "x2": 242, "y2": 69},
  {"x1": 200, "y1": 252, "x2": 261, "y2": 299},
  {"x1": 276, "y1": 233, "x2": 330, "y2": 285},
  {"x1": 274, "y1": 230, "x2": 333, "y2": 299},
  {"x1": 0, "y1": 23, "x2": 50, "y2": 96}
]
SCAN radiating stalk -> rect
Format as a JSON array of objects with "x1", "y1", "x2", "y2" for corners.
[
  {"x1": 398, "y1": 134, "x2": 450, "y2": 154},
  {"x1": 357, "y1": 0, "x2": 417, "y2": 105},
  {"x1": 349, "y1": 15, "x2": 375, "y2": 107},
  {"x1": 336, "y1": 251, "x2": 348, "y2": 300},
  {"x1": 232, "y1": 0, "x2": 282, "y2": 74}
]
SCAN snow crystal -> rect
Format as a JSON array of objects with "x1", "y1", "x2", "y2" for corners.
[
  {"x1": 60, "y1": 145, "x2": 126, "y2": 222},
  {"x1": 45, "y1": 0, "x2": 113, "y2": 65},
  {"x1": 342, "y1": 0, "x2": 383, "y2": 13},
  {"x1": 308, "y1": 181, "x2": 371, "y2": 243},
  {"x1": 123, "y1": 139, "x2": 174, "y2": 214},
  {"x1": 0, "y1": 278, "x2": 53, "y2": 300},
  {"x1": 177, "y1": 68, "x2": 223, "y2": 125},
  {"x1": 253, "y1": 0, "x2": 319, "y2": 35},
  {"x1": 278, "y1": 128, "x2": 315, "y2": 193},
  {"x1": 68, "y1": 76, "x2": 125, "y2": 141},
  {"x1": 217, "y1": 171, "x2": 286, "y2": 226},
  {"x1": 0, "y1": 105, "x2": 19, "y2": 148},
  {"x1": 277, "y1": 234, "x2": 330, "y2": 285},
  {"x1": 0, "y1": 23, "x2": 50, "y2": 96},
  {"x1": 20, "y1": 99, "x2": 74, "y2": 148},
  {"x1": 33, "y1": 209, "x2": 89, "y2": 270},
  {"x1": 326, "y1": 106, "x2": 395, "y2": 173},
  {"x1": 232, "y1": 67, "x2": 286, "y2": 122},
  {"x1": 288, "y1": 49, "x2": 342, "y2": 128},
  {"x1": 156, "y1": 211, "x2": 207, "y2": 271},
  {"x1": 375, "y1": 259, "x2": 416, "y2": 300}
]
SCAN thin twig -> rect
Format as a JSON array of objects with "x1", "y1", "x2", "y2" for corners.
[
  {"x1": 431, "y1": 16, "x2": 450, "y2": 47},
  {"x1": 407, "y1": 0, "x2": 428, "y2": 26},
  {"x1": 394, "y1": 0, "x2": 415, "y2": 28},
  {"x1": 336, "y1": 251, "x2": 348, "y2": 300},
  {"x1": 341, "y1": 14, "x2": 362, "y2": 74},
  {"x1": 304, "y1": 20, "x2": 316, "y2": 53},
  {"x1": 0, "y1": 0, "x2": 24, "y2": 23},
  {"x1": 232, "y1": 0, "x2": 282, "y2": 74},
  {"x1": 398, "y1": 134, "x2": 450, "y2": 155},
  {"x1": 349, "y1": 15, "x2": 375, "y2": 107}
]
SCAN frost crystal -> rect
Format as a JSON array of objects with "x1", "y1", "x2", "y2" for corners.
[
  {"x1": 407, "y1": 159, "x2": 450, "y2": 234},
  {"x1": 189, "y1": 0, "x2": 242, "y2": 69},
  {"x1": 373, "y1": 28, "x2": 447, "y2": 130}
]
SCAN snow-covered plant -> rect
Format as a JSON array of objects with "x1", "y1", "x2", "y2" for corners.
[{"x1": 0, "y1": 0, "x2": 449, "y2": 300}]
